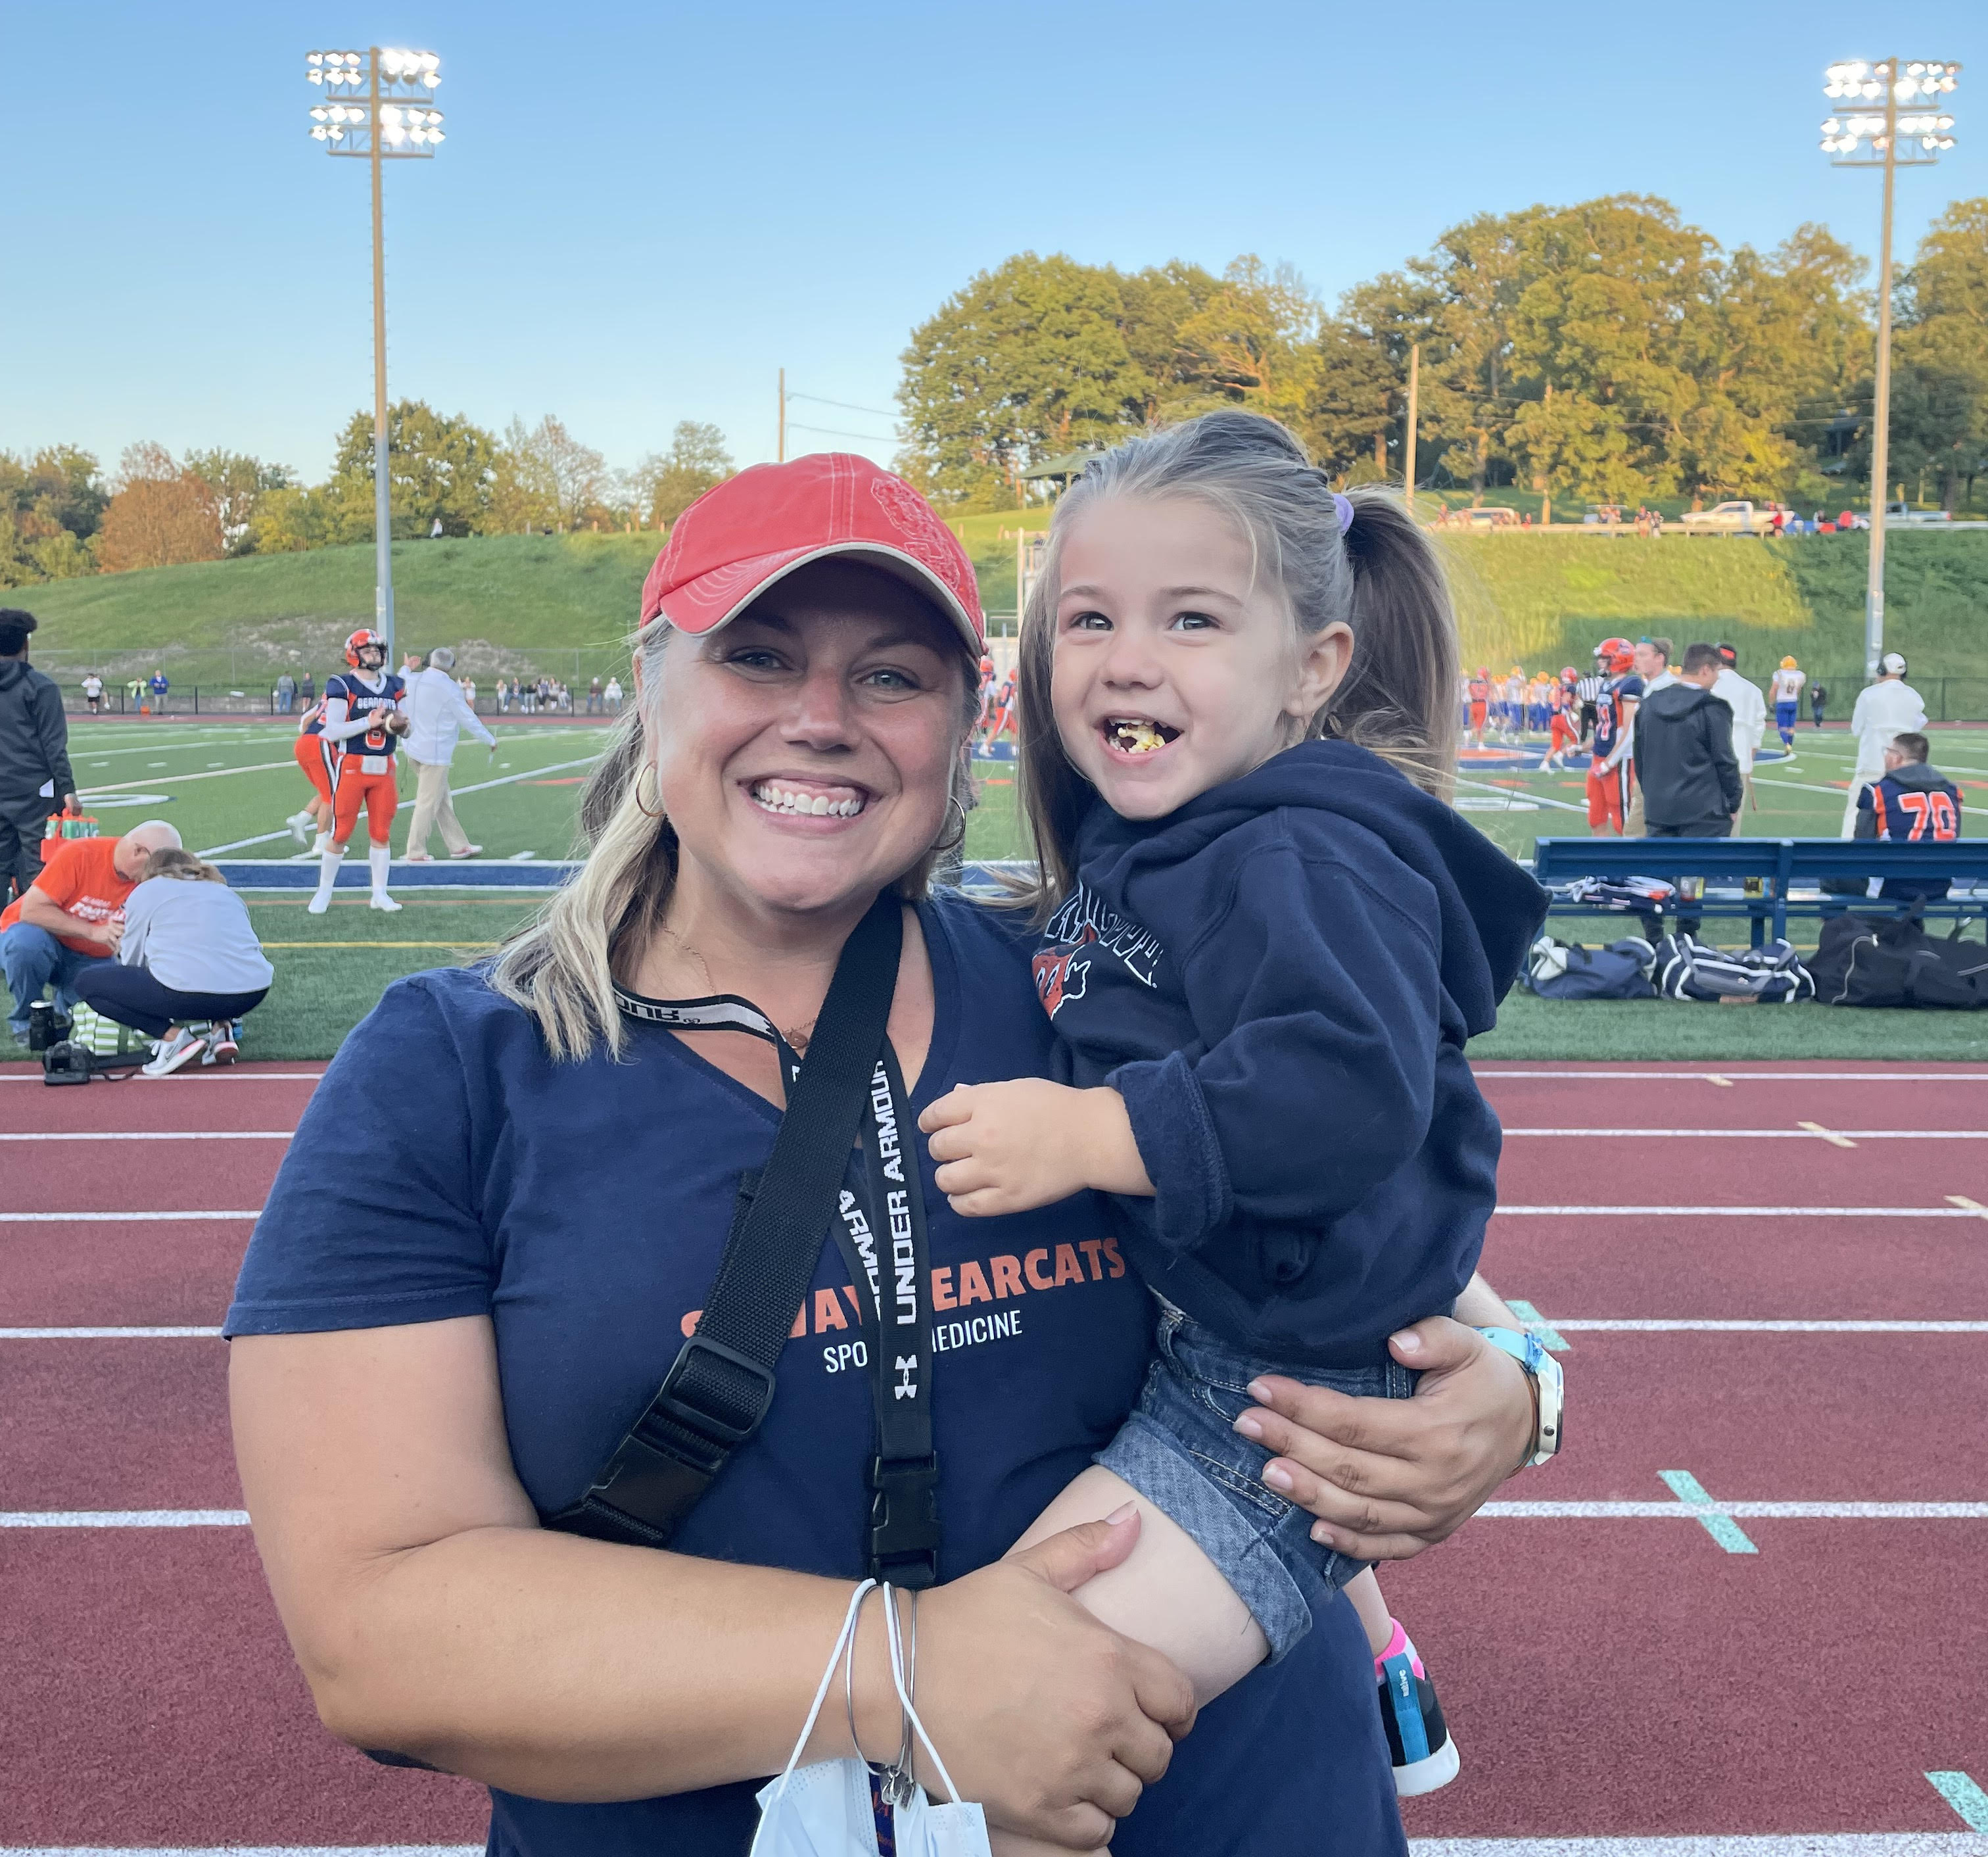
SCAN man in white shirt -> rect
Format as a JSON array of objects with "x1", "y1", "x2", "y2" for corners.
[
  {"x1": 1841, "y1": 652, "x2": 1929, "y2": 837},
  {"x1": 1711, "y1": 643, "x2": 1768, "y2": 815},
  {"x1": 403, "y1": 646, "x2": 497, "y2": 861}
]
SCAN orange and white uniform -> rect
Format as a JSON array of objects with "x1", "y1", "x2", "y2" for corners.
[
  {"x1": 294, "y1": 700, "x2": 335, "y2": 804},
  {"x1": 321, "y1": 669, "x2": 406, "y2": 844}
]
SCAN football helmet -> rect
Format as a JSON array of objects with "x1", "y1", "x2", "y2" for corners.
[
  {"x1": 344, "y1": 627, "x2": 387, "y2": 670},
  {"x1": 1780, "y1": 655, "x2": 1798, "y2": 669},
  {"x1": 1594, "y1": 636, "x2": 1635, "y2": 675}
]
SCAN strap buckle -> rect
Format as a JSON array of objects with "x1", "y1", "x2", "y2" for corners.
[
  {"x1": 640, "y1": 1333, "x2": 780, "y2": 1474},
  {"x1": 868, "y1": 1453, "x2": 941, "y2": 1588}
]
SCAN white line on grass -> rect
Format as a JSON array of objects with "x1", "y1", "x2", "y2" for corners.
[
  {"x1": 197, "y1": 750, "x2": 604, "y2": 856},
  {"x1": 1452, "y1": 773, "x2": 1589, "y2": 813},
  {"x1": 85, "y1": 760, "x2": 297, "y2": 792},
  {"x1": 1500, "y1": 1127, "x2": 1987, "y2": 1139},
  {"x1": 1751, "y1": 774, "x2": 1855, "y2": 798},
  {"x1": 0, "y1": 1130, "x2": 292, "y2": 1141},
  {"x1": 0, "y1": 1326, "x2": 222, "y2": 1338}
]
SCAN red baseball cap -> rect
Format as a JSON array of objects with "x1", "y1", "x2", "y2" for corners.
[{"x1": 640, "y1": 452, "x2": 983, "y2": 652}]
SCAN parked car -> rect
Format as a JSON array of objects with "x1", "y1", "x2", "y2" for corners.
[
  {"x1": 1459, "y1": 505, "x2": 1520, "y2": 528},
  {"x1": 1885, "y1": 502, "x2": 1952, "y2": 527},
  {"x1": 1679, "y1": 500, "x2": 1786, "y2": 535}
]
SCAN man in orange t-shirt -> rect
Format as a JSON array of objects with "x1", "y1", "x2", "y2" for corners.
[{"x1": 1, "y1": 821, "x2": 179, "y2": 1042}]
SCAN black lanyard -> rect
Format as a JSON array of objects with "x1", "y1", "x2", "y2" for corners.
[{"x1": 590, "y1": 968, "x2": 939, "y2": 1585}]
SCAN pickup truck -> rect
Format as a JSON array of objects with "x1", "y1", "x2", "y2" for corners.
[
  {"x1": 1885, "y1": 502, "x2": 1952, "y2": 528},
  {"x1": 1678, "y1": 500, "x2": 1787, "y2": 535}
]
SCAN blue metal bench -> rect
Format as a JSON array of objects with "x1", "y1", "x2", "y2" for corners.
[{"x1": 1532, "y1": 836, "x2": 1988, "y2": 946}]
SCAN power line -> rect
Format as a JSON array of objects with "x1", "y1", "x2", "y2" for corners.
[
  {"x1": 788, "y1": 391, "x2": 899, "y2": 419},
  {"x1": 786, "y1": 419, "x2": 901, "y2": 443}
]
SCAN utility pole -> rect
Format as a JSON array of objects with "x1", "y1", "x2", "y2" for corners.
[
  {"x1": 1403, "y1": 343, "x2": 1420, "y2": 518},
  {"x1": 1820, "y1": 56, "x2": 1960, "y2": 678},
  {"x1": 778, "y1": 368, "x2": 786, "y2": 464},
  {"x1": 369, "y1": 49, "x2": 394, "y2": 658}
]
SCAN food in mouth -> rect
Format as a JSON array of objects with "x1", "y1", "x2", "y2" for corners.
[{"x1": 1104, "y1": 717, "x2": 1180, "y2": 755}]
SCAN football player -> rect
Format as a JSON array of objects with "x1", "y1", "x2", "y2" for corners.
[
  {"x1": 284, "y1": 696, "x2": 335, "y2": 856},
  {"x1": 1544, "y1": 667, "x2": 1582, "y2": 769},
  {"x1": 308, "y1": 629, "x2": 408, "y2": 916},
  {"x1": 1768, "y1": 656, "x2": 1806, "y2": 754},
  {"x1": 1583, "y1": 637, "x2": 1642, "y2": 836},
  {"x1": 1465, "y1": 667, "x2": 1490, "y2": 747}
]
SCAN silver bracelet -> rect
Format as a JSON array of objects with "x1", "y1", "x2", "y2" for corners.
[
  {"x1": 880, "y1": 1585, "x2": 920, "y2": 1806},
  {"x1": 843, "y1": 1582, "x2": 885, "y2": 1770}
]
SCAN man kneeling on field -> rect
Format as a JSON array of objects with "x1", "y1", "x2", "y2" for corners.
[{"x1": 1854, "y1": 732, "x2": 1963, "y2": 902}]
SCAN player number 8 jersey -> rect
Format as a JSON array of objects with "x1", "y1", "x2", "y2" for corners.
[{"x1": 324, "y1": 671, "x2": 405, "y2": 758}]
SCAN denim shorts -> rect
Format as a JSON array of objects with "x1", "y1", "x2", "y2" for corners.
[{"x1": 1096, "y1": 1299, "x2": 1417, "y2": 1662}]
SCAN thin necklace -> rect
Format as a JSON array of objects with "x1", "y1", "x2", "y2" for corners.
[{"x1": 655, "y1": 923, "x2": 820, "y2": 1053}]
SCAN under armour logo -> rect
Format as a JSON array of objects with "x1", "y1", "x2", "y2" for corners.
[{"x1": 893, "y1": 1355, "x2": 918, "y2": 1401}]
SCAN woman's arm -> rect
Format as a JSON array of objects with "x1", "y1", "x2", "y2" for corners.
[
  {"x1": 1230, "y1": 1303, "x2": 1536, "y2": 1562},
  {"x1": 231, "y1": 1316, "x2": 1193, "y2": 1847}
]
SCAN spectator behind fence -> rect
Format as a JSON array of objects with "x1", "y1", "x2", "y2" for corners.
[
  {"x1": 0, "y1": 820, "x2": 179, "y2": 1043},
  {"x1": 275, "y1": 672, "x2": 296, "y2": 715},
  {"x1": 403, "y1": 646, "x2": 496, "y2": 861},
  {"x1": 1630, "y1": 642, "x2": 1742, "y2": 941},
  {"x1": 1853, "y1": 731, "x2": 1963, "y2": 902},
  {"x1": 76, "y1": 847, "x2": 273, "y2": 1076},
  {"x1": 0, "y1": 608, "x2": 77, "y2": 907}
]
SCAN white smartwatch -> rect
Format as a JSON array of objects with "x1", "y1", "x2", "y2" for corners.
[{"x1": 1475, "y1": 1327, "x2": 1563, "y2": 1468}]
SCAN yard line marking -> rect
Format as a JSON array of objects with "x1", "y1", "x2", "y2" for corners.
[
  {"x1": 0, "y1": 1326, "x2": 223, "y2": 1338},
  {"x1": 1496, "y1": 1205, "x2": 1983, "y2": 1217},
  {"x1": 1452, "y1": 773, "x2": 1588, "y2": 813},
  {"x1": 1661, "y1": 1470, "x2": 1758, "y2": 1552},
  {"x1": 1475, "y1": 1070, "x2": 1988, "y2": 1081},
  {"x1": 1929, "y1": 1773, "x2": 1988, "y2": 1834},
  {"x1": 196, "y1": 752, "x2": 604, "y2": 856},
  {"x1": 1409, "y1": 1836, "x2": 1988, "y2": 1853},
  {"x1": 0, "y1": 1509, "x2": 249, "y2": 1528},
  {"x1": 0, "y1": 1130, "x2": 291, "y2": 1141},
  {"x1": 1753, "y1": 773, "x2": 1857, "y2": 797},
  {"x1": 1553, "y1": 1318, "x2": 1988, "y2": 1334},
  {"x1": 0, "y1": 1209, "x2": 261, "y2": 1222},
  {"x1": 85, "y1": 760, "x2": 296, "y2": 792},
  {"x1": 1500, "y1": 1128, "x2": 1986, "y2": 1140},
  {"x1": 1505, "y1": 1299, "x2": 1571, "y2": 1351}
]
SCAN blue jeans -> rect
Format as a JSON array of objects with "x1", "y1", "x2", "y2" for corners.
[
  {"x1": 1, "y1": 923, "x2": 108, "y2": 1037},
  {"x1": 1097, "y1": 1299, "x2": 1417, "y2": 1662}
]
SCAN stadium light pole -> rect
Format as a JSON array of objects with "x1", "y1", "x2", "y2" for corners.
[
  {"x1": 1820, "y1": 57, "x2": 1960, "y2": 680},
  {"x1": 304, "y1": 47, "x2": 446, "y2": 662}
]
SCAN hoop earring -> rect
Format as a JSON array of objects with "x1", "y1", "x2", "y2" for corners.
[
  {"x1": 938, "y1": 792, "x2": 969, "y2": 852},
  {"x1": 634, "y1": 762, "x2": 666, "y2": 819}
]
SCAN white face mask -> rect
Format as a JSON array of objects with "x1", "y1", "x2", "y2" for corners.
[{"x1": 751, "y1": 1581, "x2": 991, "y2": 1857}]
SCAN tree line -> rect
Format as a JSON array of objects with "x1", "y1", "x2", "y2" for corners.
[
  {"x1": 0, "y1": 412, "x2": 734, "y2": 587},
  {"x1": 895, "y1": 193, "x2": 1988, "y2": 514}
]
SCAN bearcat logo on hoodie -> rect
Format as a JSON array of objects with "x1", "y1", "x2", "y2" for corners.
[{"x1": 1033, "y1": 884, "x2": 1164, "y2": 1019}]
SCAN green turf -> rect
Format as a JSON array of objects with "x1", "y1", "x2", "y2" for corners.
[{"x1": 1468, "y1": 991, "x2": 1988, "y2": 1061}]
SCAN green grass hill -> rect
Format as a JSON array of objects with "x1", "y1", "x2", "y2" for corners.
[{"x1": 18, "y1": 523, "x2": 1988, "y2": 715}]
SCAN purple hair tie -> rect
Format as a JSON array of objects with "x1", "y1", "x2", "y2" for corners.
[{"x1": 1331, "y1": 492, "x2": 1355, "y2": 533}]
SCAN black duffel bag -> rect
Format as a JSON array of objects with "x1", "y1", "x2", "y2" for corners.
[{"x1": 1810, "y1": 906, "x2": 1988, "y2": 1009}]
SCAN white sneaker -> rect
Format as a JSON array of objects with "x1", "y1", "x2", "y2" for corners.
[
  {"x1": 449, "y1": 844, "x2": 485, "y2": 859},
  {"x1": 370, "y1": 892, "x2": 402, "y2": 913},
  {"x1": 142, "y1": 1027, "x2": 207, "y2": 1078},
  {"x1": 306, "y1": 890, "x2": 332, "y2": 915},
  {"x1": 285, "y1": 809, "x2": 315, "y2": 847}
]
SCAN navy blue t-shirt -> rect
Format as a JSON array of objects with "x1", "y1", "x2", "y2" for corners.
[{"x1": 226, "y1": 893, "x2": 1404, "y2": 1857}]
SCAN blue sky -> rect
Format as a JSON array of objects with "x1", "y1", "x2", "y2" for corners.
[{"x1": 5, "y1": 1, "x2": 1983, "y2": 485}]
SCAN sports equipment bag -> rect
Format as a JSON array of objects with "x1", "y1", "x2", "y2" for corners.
[
  {"x1": 1653, "y1": 935, "x2": 1814, "y2": 1005},
  {"x1": 1810, "y1": 908, "x2": 1988, "y2": 1010},
  {"x1": 1523, "y1": 934, "x2": 1656, "y2": 1000}
]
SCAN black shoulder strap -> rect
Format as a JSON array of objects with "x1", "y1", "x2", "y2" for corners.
[{"x1": 546, "y1": 894, "x2": 904, "y2": 1549}]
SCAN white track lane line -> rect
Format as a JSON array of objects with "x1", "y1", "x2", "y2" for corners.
[
  {"x1": 0, "y1": 1210, "x2": 261, "y2": 1222},
  {"x1": 1500, "y1": 1128, "x2": 1987, "y2": 1139},
  {"x1": 1553, "y1": 1318, "x2": 1988, "y2": 1334},
  {"x1": 1408, "y1": 1838, "x2": 1988, "y2": 1854},
  {"x1": 1476, "y1": 1070, "x2": 1988, "y2": 1082},
  {"x1": 0, "y1": 1326, "x2": 222, "y2": 1338},
  {"x1": 0, "y1": 1849, "x2": 483, "y2": 1856},
  {"x1": 1497, "y1": 1204, "x2": 1987, "y2": 1217},
  {"x1": 0, "y1": 1130, "x2": 292, "y2": 1141},
  {"x1": 0, "y1": 1072, "x2": 324, "y2": 1082},
  {"x1": 1, "y1": 1510, "x2": 249, "y2": 1527}
]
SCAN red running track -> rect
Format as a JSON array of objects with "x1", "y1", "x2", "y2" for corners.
[{"x1": 5, "y1": 1057, "x2": 1988, "y2": 1850}]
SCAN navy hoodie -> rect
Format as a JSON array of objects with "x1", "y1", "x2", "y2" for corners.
[{"x1": 1036, "y1": 739, "x2": 1548, "y2": 1368}]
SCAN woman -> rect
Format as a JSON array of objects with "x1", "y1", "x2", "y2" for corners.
[
  {"x1": 75, "y1": 847, "x2": 272, "y2": 1075},
  {"x1": 227, "y1": 454, "x2": 1541, "y2": 1856}
]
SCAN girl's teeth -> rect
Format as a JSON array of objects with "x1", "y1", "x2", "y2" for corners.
[{"x1": 751, "y1": 783, "x2": 863, "y2": 817}]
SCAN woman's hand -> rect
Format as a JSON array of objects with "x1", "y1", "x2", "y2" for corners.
[
  {"x1": 910, "y1": 1508, "x2": 1196, "y2": 1848},
  {"x1": 1231, "y1": 1318, "x2": 1533, "y2": 1562},
  {"x1": 920, "y1": 1081, "x2": 1151, "y2": 1216}
]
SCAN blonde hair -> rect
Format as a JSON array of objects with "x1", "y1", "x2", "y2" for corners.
[
  {"x1": 1015, "y1": 410, "x2": 1460, "y2": 913},
  {"x1": 144, "y1": 848, "x2": 225, "y2": 884},
  {"x1": 489, "y1": 583, "x2": 980, "y2": 1061}
]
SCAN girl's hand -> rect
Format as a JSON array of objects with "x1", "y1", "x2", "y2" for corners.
[
  {"x1": 919, "y1": 1081, "x2": 1151, "y2": 1216},
  {"x1": 1231, "y1": 1317, "x2": 1533, "y2": 1562},
  {"x1": 909, "y1": 1509, "x2": 1196, "y2": 1847}
]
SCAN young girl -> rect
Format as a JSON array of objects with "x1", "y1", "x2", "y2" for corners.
[{"x1": 918, "y1": 412, "x2": 1550, "y2": 1829}]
